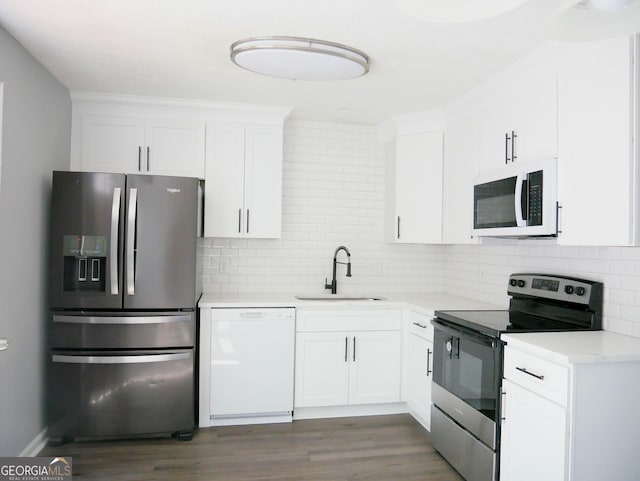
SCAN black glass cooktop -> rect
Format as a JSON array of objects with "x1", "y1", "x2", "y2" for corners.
[{"x1": 434, "y1": 309, "x2": 592, "y2": 339}]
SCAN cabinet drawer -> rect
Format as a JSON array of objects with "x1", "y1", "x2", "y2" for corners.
[
  {"x1": 296, "y1": 309, "x2": 401, "y2": 332},
  {"x1": 408, "y1": 311, "x2": 433, "y2": 341},
  {"x1": 503, "y1": 346, "x2": 569, "y2": 407}
]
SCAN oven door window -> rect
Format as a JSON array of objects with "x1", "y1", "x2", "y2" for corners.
[
  {"x1": 474, "y1": 176, "x2": 518, "y2": 229},
  {"x1": 433, "y1": 325, "x2": 501, "y2": 422}
]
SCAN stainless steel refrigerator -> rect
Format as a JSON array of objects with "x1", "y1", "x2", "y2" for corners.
[{"x1": 48, "y1": 171, "x2": 199, "y2": 444}]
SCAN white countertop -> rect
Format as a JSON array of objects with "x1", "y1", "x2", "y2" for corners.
[
  {"x1": 503, "y1": 331, "x2": 640, "y2": 364},
  {"x1": 198, "y1": 292, "x2": 502, "y2": 317}
]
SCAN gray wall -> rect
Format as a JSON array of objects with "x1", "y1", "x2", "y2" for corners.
[{"x1": 0, "y1": 26, "x2": 70, "y2": 455}]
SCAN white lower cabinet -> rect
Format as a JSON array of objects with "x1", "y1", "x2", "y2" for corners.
[
  {"x1": 500, "y1": 337, "x2": 640, "y2": 481},
  {"x1": 406, "y1": 312, "x2": 434, "y2": 429},
  {"x1": 294, "y1": 309, "x2": 402, "y2": 408},
  {"x1": 500, "y1": 378, "x2": 567, "y2": 481}
]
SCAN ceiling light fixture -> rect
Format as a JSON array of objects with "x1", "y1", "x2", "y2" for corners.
[
  {"x1": 230, "y1": 36, "x2": 369, "y2": 81},
  {"x1": 394, "y1": 0, "x2": 530, "y2": 23},
  {"x1": 551, "y1": 0, "x2": 640, "y2": 41}
]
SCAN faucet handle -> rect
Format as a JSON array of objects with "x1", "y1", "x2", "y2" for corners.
[{"x1": 324, "y1": 278, "x2": 332, "y2": 291}]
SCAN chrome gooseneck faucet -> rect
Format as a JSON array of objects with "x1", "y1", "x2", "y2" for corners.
[{"x1": 325, "y1": 246, "x2": 351, "y2": 294}]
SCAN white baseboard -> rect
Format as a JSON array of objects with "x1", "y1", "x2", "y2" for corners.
[
  {"x1": 19, "y1": 427, "x2": 48, "y2": 457},
  {"x1": 293, "y1": 402, "x2": 408, "y2": 420},
  {"x1": 209, "y1": 413, "x2": 293, "y2": 427}
]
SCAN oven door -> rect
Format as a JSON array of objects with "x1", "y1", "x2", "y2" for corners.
[{"x1": 431, "y1": 318, "x2": 503, "y2": 449}]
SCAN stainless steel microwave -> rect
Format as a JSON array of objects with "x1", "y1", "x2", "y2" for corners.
[{"x1": 473, "y1": 159, "x2": 557, "y2": 237}]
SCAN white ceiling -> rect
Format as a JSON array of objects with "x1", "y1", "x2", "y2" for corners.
[{"x1": 0, "y1": 0, "x2": 578, "y2": 124}]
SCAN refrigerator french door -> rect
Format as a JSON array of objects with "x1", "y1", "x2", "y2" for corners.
[{"x1": 48, "y1": 171, "x2": 199, "y2": 444}]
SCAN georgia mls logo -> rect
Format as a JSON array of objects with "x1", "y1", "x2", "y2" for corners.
[{"x1": 0, "y1": 456, "x2": 72, "y2": 481}]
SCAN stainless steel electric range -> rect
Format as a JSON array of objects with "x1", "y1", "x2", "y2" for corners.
[{"x1": 430, "y1": 273, "x2": 603, "y2": 481}]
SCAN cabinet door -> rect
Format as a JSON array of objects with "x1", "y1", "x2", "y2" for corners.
[
  {"x1": 500, "y1": 379, "x2": 567, "y2": 481},
  {"x1": 204, "y1": 123, "x2": 246, "y2": 237},
  {"x1": 294, "y1": 332, "x2": 350, "y2": 407},
  {"x1": 394, "y1": 131, "x2": 443, "y2": 244},
  {"x1": 478, "y1": 75, "x2": 557, "y2": 171},
  {"x1": 442, "y1": 118, "x2": 480, "y2": 244},
  {"x1": 80, "y1": 115, "x2": 145, "y2": 174},
  {"x1": 478, "y1": 95, "x2": 515, "y2": 171},
  {"x1": 145, "y1": 119, "x2": 205, "y2": 178},
  {"x1": 348, "y1": 331, "x2": 402, "y2": 405},
  {"x1": 557, "y1": 37, "x2": 634, "y2": 246},
  {"x1": 243, "y1": 125, "x2": 283, "y2": 239},
  {"x1": 515, "y1": 75, "x2": 558, "y2": 164},
  {"x1": 407, "y1": 333, "x2": 433, "y2": 428}
]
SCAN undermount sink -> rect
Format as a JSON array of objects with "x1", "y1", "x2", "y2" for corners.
[{"x1": 295, "y1": 295, "x2": 385, "y2": 301}]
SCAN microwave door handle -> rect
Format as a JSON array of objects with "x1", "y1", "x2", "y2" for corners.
[{"x1": 514, "y1": 173, "x2": 526, "y2": 227}]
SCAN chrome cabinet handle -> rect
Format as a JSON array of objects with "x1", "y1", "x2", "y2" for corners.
[
  {"x1": 353, "y1": 336, "x2": 356, "y2": 362},
  {"x1": 413, "y1": 322, "x2": 427, "y2": 329},
  {"x1": 247, "y1": 209, "x2": 250, "y2": 234},
  {"x1": 501, "y1": 391, "x2": 507, "y2": 421},
  {"x1": 238, "y1": 209, "x2": 242, "y2": 233},
  {"x1": 516, "y1": 366, "x2": 545, "y2": 380},
  {"x1": 511, "y1": 130, "x2": 517, "y2": 161},
  {"x1": 397, "y1": 216, "x2": 401, "y2": 239},
  {"x1": 138, "y1": 146, "x2": 142, "y2": 171},
  {"x1": 146, "y1": 146, "x2": 150, "y2": 171},
  {"x1": 110, "y1": 187, "x2": 121, "y2": 295},
  {"x1": 126, "y1": 188, "x2": 138, "y2": 295},
  {"x1": 426, "y1": 348, "x2": 432, "y2": 376}
]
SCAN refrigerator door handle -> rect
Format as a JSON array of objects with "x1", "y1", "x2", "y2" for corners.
[
  {"x1": 110, "y1": 187, "x2": 121, "y2": 295},
  {"x1": 52, "y1": 352, "x2": 191, "y2": 364},
  {"x1": 127, "y1": 188, "x2": 138, "y2": 296},
  {"x1": 53, "y1": 314, "x2": 193, "y2": 325}
]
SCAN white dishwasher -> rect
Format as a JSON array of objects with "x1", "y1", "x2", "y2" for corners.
[{"x1": 209, "y1": 308, "x2": 295, "y2": 426}]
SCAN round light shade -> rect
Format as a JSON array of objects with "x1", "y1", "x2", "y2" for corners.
[
  {"x1": 394, "y1": 0, "x2": 530, "y2": 23},
  {"x1": 230, "y1": 37, "x2": 369, "y2": 81},
  {"x1": 551, "y1": 0, "x2": 640, "y2": 41}
]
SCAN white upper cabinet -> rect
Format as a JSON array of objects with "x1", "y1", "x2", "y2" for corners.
[
  {"x1": 71, "y1": 94, "x2": 206, "y2": 178},
  {"x1": 442, "y1": 114, "x2": 480, "y2": 244},
  {"x1": 478, "y1": 74, "x2": 557, "y2": 172},
  {"x1": 143, "y1": 118, "x2": 206, "y2": 178},
  {"x1": 442, "y1": 35, "x2": 638, "y2": 246},
  {"x1": 557, "y1": 36, "x2": 637, "y2": 246},
  {"x1": 204, "y1": 122, "x2": 284, "y2": 238},
  {"x1": 385, "y1": 115, "x2": 444, "y2": 244},
  {"x1": 79, "y1": 115, "x2": 145, "y2": 174}
]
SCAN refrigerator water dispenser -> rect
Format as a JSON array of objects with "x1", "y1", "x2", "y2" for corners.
[{"x1": 63, "y1": 235, "x2": 107, "y2": 292}]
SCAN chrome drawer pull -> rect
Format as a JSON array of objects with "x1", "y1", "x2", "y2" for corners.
[
  {"x1": 516, "y1": 366, "x2": 545, "y2": 380},
  {"x1": 413, "y1": 322, "x2": 427, "y2": 329}
]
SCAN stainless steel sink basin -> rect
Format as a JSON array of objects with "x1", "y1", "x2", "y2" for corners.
[{"x1": 295, "y1": 295, "x2": 385, "y2": 301}]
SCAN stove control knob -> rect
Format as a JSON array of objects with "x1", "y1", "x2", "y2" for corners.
[
  {"x1": 510, "y1": 279, "x2": 517, "y2": 287},
  {"x1": 446, "y1": 340, "x2": 452, "y2": 353},
  {"x1": 576, "y1": 286, "x2": 586, "y2": 296},
  {"x1": 565, "y1": 285, "x2": 575, "y2": 295},
  {"x1": 517, "y1": 280, "x2": 526, "y2": 288}
]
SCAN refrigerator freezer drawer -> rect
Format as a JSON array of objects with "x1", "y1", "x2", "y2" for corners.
[
  {"x1": 48, "y1": 349, "x2": 194, "y2": 443},
  {"x1": 51, "y1": 311, "x2": 195, "y2": 349}
]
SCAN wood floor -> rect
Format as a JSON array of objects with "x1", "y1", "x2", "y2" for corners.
[{"x1": 40, "y1": 414, "x2": 464, "y2": 481}]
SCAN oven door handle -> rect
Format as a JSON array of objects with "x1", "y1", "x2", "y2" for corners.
[{"x1": 432, "y1": 318, "x2": 497, "y2": 348}]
